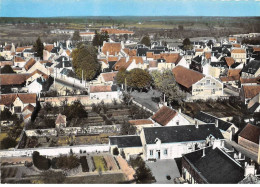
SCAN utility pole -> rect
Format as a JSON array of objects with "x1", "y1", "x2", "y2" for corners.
[{"x1": 125, "y1": 77, "x2": 127, "y2": 92}]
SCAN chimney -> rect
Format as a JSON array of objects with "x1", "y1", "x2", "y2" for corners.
[
  {"x1": 178, "y1": 108, "x2": 181, "y2": 113},
  {"x1": 195, "y1": 120, "x2": 199, "y2": 128},
  {"x1": 244, "y1": 162, "x2": 255, "y2": 177},
  {"x1": 202, "y1": 148, "x2": 206, "y2": 157},
  {"x1": 215, "y1": 119, "x2": 219, "y2": 128}
]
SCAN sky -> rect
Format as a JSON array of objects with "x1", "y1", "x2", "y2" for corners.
[{"x1": 0, "y1": 0, "x2": 260, "y2": 17}]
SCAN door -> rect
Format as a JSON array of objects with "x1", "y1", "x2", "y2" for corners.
[{"x1": 156, "y1": 150, "x2": 161, "y2": 159}]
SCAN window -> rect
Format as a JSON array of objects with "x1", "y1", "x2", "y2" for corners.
[
  {"x1": 14, "y1": 106, "x2": 21, "y2": 113},
  {"x1": 212, "y1": 89, "x2": 215, "y2": 94},
  {"x1": 176, "y1": 120, "x2": 179, "y2": 125},
  {"x1": 206, "y1": 80, "x2": 210, "y2": 85},
  {"x1": 150, "y1": 150, "x2": 153, "y2": 156},
  {"x1": 164, "y1": 149, "x2": 168, "y2": 155}
]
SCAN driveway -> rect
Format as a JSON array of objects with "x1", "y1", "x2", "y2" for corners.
[
  {"x1": 146, "y1": 159, "x2": 180, "y2": 184},
  {"x1": 130, "y1": 90, "x2": 161, "y2": 113}
]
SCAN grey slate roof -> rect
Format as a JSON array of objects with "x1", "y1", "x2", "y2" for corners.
[
  {"x1": 242, "y1": 60, "x2": 260, "y2": 75},
  {"x1": 183, "y1": 147, "x2": 244, "y2": 184},
  {"x1": 194, "y1": 111, "x2": 234, "y2": 131},
  {"x1": 143, "y1": 124, "x2": 224, "y2": 144},
  {"x1": 109, "y1": 135, "x2": 142, "y2": 148}
]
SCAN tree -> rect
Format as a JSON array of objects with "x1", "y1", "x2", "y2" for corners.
[
  {"x1": 113, "y1": 147, "x2": 119, "y2": 155},
  {"x1": 72, "y1": 30, "x2": 81, "y2": 41},
  {"x1": 127, "y1": 68, "x2": 152, "y2": 90},
  {"x1": 151, "y1": 70, "x2": 186, "y2": 105},
  {"x1": 0, "y1": 108, "x2": 17, "y2": 121},
  {"x1": 62, "y1": 100, "x2": 88, "y2": 121},
  {"x1": 115, "y1": 68, "x2": 128, "y2": 85},
  {"x1": 1, "y1": 65, "x2": 15, "y2": 74},
  {"x1": 32, "y1": 151, "x2": 51, "y2": 170},
  {"x1": 33, "y1": 37, "x2": 44, "y2": 59},
  {"x1": 92, "y1": 30, "x2": 109, "y2": 47},
  {"x1": 41, "y1": 171, "x2": 65, "y2": 184},
  {"x1": 141, "y1": 36, "x2": 151, "y2": 47},
  {"x1": 0, "y1": 137, "x2": 17, "y2": 149},
  {"x1": 55, "y1": 155, "x2": 80, "y2": 170},
  {"x1": 207, "y1": 40, "x2": 214, "y2": 47},
  {"x1": 123, "y1": 34, "x2": 128, "y2": 41},
  {"x1": 178, "y1": 25, "x2": 184, "y2": 31},
  {"x1": 92, "y1": 30, "x2": 100, "y2": 47},
  {"x1": 72, "y1": 45, "x2": 101, "y2": 81},
  {"x1": 182, "y1": 38, "x2": 192, "y2": 50}
]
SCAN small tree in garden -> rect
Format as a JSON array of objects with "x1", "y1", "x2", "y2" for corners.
[{"x1": 113, "y1": 147, "x2": 119, "y2": 155}]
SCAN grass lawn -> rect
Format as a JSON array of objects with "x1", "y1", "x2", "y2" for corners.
[
  {"x1": 93, "y1": 156, "x2": 107, "y2": 172},
  {"x1": 65, "y1": 173, "x2": 126, "y2": 184}
]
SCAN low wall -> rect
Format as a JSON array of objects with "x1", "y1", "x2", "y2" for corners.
[{"x1": 0, "y1": 144, "x2": 109, "y2": 158}]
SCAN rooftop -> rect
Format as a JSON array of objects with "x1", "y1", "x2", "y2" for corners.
[{"x1": 109, "y1": 135, "x2": 142, "y2": 148}]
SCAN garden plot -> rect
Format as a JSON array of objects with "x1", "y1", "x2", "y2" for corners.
[
  {"x1": 92, "y1": 156, "x2": 108, "y2": 172},
  {"x1": 103, "y1": 155, "x2": 119, "y2": 171}
]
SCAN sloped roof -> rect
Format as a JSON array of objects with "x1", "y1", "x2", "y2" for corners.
[
  {"x1": 195, "y1": 48, "x2": 203, "y2": 52},
  {"x1": 232, "y1": 43, "x2": 241, "y2": 48},
  {"x1": 101, "y1": 71, "x2": 118, "y2": 82},
  {"x1": 227, "y1": 69, "x2": 241, "y2": 77},
  {"x1": 183, "y1": 147, "x2": 244, "y2": 184},
  {"x1": 108, "y1": 56, "x2": 119, "y2": 62},
  {"x1": 151, "y1": 106, "x2": 177, "y2": 126},
  {"x1": 143, "y1": 124, "x2": 224, "y2": 144},
  {"x1": 129, "y1": 119, "x2": 153, "y2": 126},
  {"x1": 242, "y1": 85, "x2": 260, "y2": 99},
  {"x1": 27, "y1": 69, "x2": 49, "y2": 80},
  {"x1": 24, "y1": 58, "x2": 36, "y2": 71},
  {"x1": 172, "y1": 65, "x2": 204, "y2": 89},
  {"x1": 128, "y1": 56, "x2": 143, "y2": 64},
  {"x1": 4, "y1": 44, "x2": 12, "y2": 51},
  {"x1": 22, "y1": 104, "x2": 35, "y2": 112},
  {"x1": 253, "y1": 47, "x2": 260, "y2": 52},
  {"x1": 44, "y1": 44, "x2": 54, "y2": 52},
  {"x1": 231, "y1": 48, "x2": 246, "y2": 53},
  {"x1": 0, "y1": 73, "x2": 30, "y2": 85},
  {"x1": 242, "y1": 60, "x2": 260, "y2": 75},
  {"x1": 239, "y1": 123, "x2": 260, "y2": 144},
  {"x1": 205, "y1": 52, "x2": 211, "y2": 60},
  {"x1": 14, "y1": 56, "x2": 25, "y2": 62},
  {"x1": 109, "y1": 135, "x2": 142, "y2": 148},
  {"x1": 225, "y1": 57, "x2": 235, "y2": 67},
  {"x1": 240, "y1": 76, "x2": 260, "y2": 84},
  {"x1": 123, "y1": 48, "x2": 136, "y2": 56},
  {"x1": 113, "y1": 58, "x2": 126, "y2": 71},
  {"x1": 0, "y1": 93, "x2": 37, "y2": 106},
  {"x1": 90, "y1": 85, "x2": 117, "y2": 93},
  {"x1": 220, "y1": 76, "x2": 240, "y2": 82},
  {"x1": 55, "y1": 113, "x2": 66, "y2": 124},
  {"x1": 102, "y1": 42, "x2": 121, "y2": 56}
]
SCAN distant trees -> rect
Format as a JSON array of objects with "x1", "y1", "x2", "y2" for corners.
[
  {"x1": 72, "y1": 30, "x2": 81, "y2": 41},
  {"x1": 182, "y1": 38, "x2": 193, "y2": 50},
  {"x1": 151, "y1": 70, "x2": 186, "y2": 105},
  {"x1": 71, "y1": 45, "x2": 101, "y2": 81},
  {"x1": 141, "y1": 36, "x2": 151, "y2": 47},
  {"x1": 1, "y1": 65, "x2": 15, "y2": 74},
  {"x1": 33, "y1": 37, "x2": 44, "y2": 59},
  {"x1": 92, "y1": 30, "x2": 109, "y2": 46}
]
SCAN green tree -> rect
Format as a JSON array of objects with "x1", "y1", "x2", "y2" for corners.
[
  {"x1": 99, "y1": 31, "x2": 109, "y2": 46},
  {"x1": 182, "y1": 38, "x2": 192, "y2": 50},
  {"x1": 72, "y1": 45, "x2": 101, "y2": 81},
  {"x1": 62, "y1": 100, "x2": 88, "y2": 121},
  {"x1": 33, "y1": 37, "x2": 44, "y2": 59},
  {"x1": 127, "y1": 68, "x2": 152, "y2": 90},
  {"x1": 0, "y1": 108, "x2": 17, "y2": 120},
  {"x1": 55, "y1": 155, "x2": 80, "y2": 170},
  {"x1": 72, "y1": 30, "x2": 81, "y2": 41},
  {"x1": 1, "y1": 65, "x2": 15, "y2": 74},
  {"x1": 121, "y1": 121, "x2": 136, "y2": 135},
  {"x1": 0, "y1": 137, "x2": 17, "y2": 149},
  {"x1": 151, "y1": 70, "x2": 186, "y2": 105},
  {"x1": 113, "y1": 147, "x2": 119, "y2": 155},
  {"x1": 115, "y1": 68, "x2": 128, "y2": 85},
  {"x1": 92, "y1": 30, "x2": 100, "y2": 47},
  {"x1": 207, "y1": 39, "x2": 214, "y2": 47},
  {"x1": 32, "y1": 151, "x2": 51, "y2": 170},
  {"x1": 141, "y1": 36, "x2": 151, "y2": 47}
]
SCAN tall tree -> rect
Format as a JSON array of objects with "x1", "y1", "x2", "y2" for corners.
[
  {"x1": 207, "y1": 39, "x2": 214, "y2": 47},
  {"x1": 99, "y1": 31, "x2": 109, "y2": 46},
  {"x1": 1, "y1": 65, "x2": 15, "y2": 74},
  {"x1": 92, "y1": 30, "x2": 100, "y2": 47},
  {"x1": 72, "y1": 45, "x2": 101, "y2": 81},
  {"x1": 141, "y1": 36, "x2": 151, "y2": 47},
  {"x1": 115, "y1": 68, "x2": 128, "y2": 85},
  {"x1": 33, "y1": 37, "x2": 44, "y2": 59},
  {"x1": 127, "y1": 68, "x2": 152, "y2": 90},
  {"x1": 151, "y1": 70, "x2": 186, "y2": 105},
  {"x1": 72, "y1": 30, "x2": 81, "y2": 41},
  {"x1": 182, "y1": 38, "x2": 192, "y2": 50}
]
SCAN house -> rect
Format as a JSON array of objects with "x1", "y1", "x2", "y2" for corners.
[
  {"x1": 0, "y1": 43, "x2": 15, "y2": 60},
  {"x1": 43, "y1": 44, "x2": 54, "y2": 60},
  {"x1": 14, "y1": 56, "x2": 26, "y2": 68},
  {"x1": 0, "y1": 93, "x2": 37, "y2": 114},
  {"x1": 79, "y1": 32, "x2": 95, "y2": 41},
  {"x1": 182, "y1": 147, "x2": 245, "y2": 184},
  {"x1": 247, "y1": 93, "x2": 260, "y2": 113},
  {"x1": 128, "y1": 119, "x2": 154, "y2": 134},
  {"x1": 0, "y1": 73, "x2": 30, "y2": 93},
  {"x1": 96, "y1": 71, "x2": 118, "y2": 85},
  {"x1": 229, "y1": 37, "x2": 237, "y2": 43},
  {"x1": 101, "y1": 42, "x2": 122, "y2": 57},
  {"x1": 225, "y1": 57, "x2": 235, "y2": 68},
  {"x1": 238, "y1": 123, "x2": 260, "y2": 154},
  {"x1": 240, "y1": 85, "x2": 260, "y2": 104},
  {"x1": 192, "y1": 75, "x2": 223, "y2": 98},
  {"x1": 89, "y1": 85, "x2": 122, "y2": 101},
  {"x1": 109, "y1": 135, "x2": 143, "y2": 160},
  {"x1": 150, "y1": 106, "x2": 190, "y2": 127},
  {"x1": 241, "y1": 60, "x2": 260, "y2": 78},
  {"x1": 231, "y1": 48, "x2": 246, "y2": 63},
  {"x1": 172, "y1": 65, "x2": 204, "y2": 92},
  {"x1": 140, "y1": 124, "x2": 224, "y2": 160},
  {"x1": 194, "y1": 111, "x2": 239, "y2": 140}
]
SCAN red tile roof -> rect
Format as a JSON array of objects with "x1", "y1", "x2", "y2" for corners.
[
  {"x1": 204, "y1": 52, "x2": 211, "y2": 60},
  {"x1": 90, "y1": 85, "x2": 114, "y2": 93},
  {"x1": 113, "y1": 58, "x2": 126, "y2": 71},
  {"x1": 129, "y1": 119, "x2": 154, "y2": 126},
  {"x1": 239, "y1": 123, "x2": 260, "y2": 144},
  {"x1": 0, "y1": 73, "x2": 30, "y2": 85},
  {"x1": 102, "y1": 42, "x2": 121, "y2": 56},
  {"x1": 225, "y1": 57, "x2": 235, "y2": 67},
  {"x1": 232, "y1": 44, "x2": 241, "y2": 48},
  {"x1": 172, "y1": 66, "x2": 204, "y2": 89},
  {"x1": 66, "y1": 50, "x2": 71, "y2": 57},
  {"x1": 14, "y1": 56, "x2": 25, "y2": 62},
  {"x1": 22, "y1": 104, "x2": 35, "y2": 112},
  {"x1": 4, "y1": 45, "x2": 12, "y2": 51},
  {"x1": 242, "y1": 85, "x2": 260, "y2": 99},
  {"x1": 231, "y1": 48, "x2": 246, "y2": 53},
  {"x1": 24, "y1": 58, "x2": 36, "y2": 71},
  {"x1": 44, "y1": 44, "x2": 54, "y2": 52},
  {"x1": 151, "y1": 106, "x2": 177, "y2": 126},
  {"x1": 220, "y1": 76, "x2": 240, "y2": 82},
  {"x1": 0, "y1": 61, "x2": 13, "y2": 67},
  {"x1": 123, "y1": 48, "x2": 137, "y2": 56},
  {"x1": 108, "y1": 56, "x2": 119, "y2": 62},
  {"x1": 240, "y1": 76, "x2": 260, "y2": 84},
  {"x1": 27, "y1": 69, "x2": 49, "y2": 80},
  {"x1": 0, "y1": 93, "x2": 37, "y2": 106},
  {"x1": 101, "y1": 72, "x2": 118, "y2": 82},
  {"x1": 253, "y1": 47, "x2": 260, "y2": 52},
  {"x1": 16, "y1": 46, "x2": 32, "y2": 53},
  {"x1": 195, "y1": 48, "x2": 203, "y2": 52},
  {"x1": 227, "y1": 69, "x2": 241, "y2": 77},
  {"x1": 100, "y1": 28, "x2": 134, "y2": 35}
]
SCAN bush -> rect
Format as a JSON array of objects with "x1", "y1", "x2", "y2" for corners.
[
  {"x1": 80, "y1": 156, "x2": 89, "y2": 172},
  {"x1": 1, "y1": 137, "x2": 17, "y2": 149},
  {"x1": 32, "y1": 151, "x2": 51, "y2": 170},
  {"x1": 55, "y1": 155, "x2": 80, "y2": 170},
  {"x1": 113, "y1": 147, "x2": 119, "y2": 155}
]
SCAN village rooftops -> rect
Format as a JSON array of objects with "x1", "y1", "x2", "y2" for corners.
[
  {"x1": 102, "y1": 42, "x2": 122, "y2": 56},
  {"x1": 109, "y1": 135, "x2": 142, "y2": 148},
  {"x1": 239, "y1": 123, "x2": 260, "y2": 145},
  {"x1": 172, "y1": 65, "x2": 204, "y2": 89},
  {"x1": 225, "y1": 57, "x2": 235, "y2": 67},
  {"x1": 143, "y1": 124, "x2": 224, "y2": 144},
  {"x1": 241, "y1": 60, "x2": 260, "y2": 75},
  {"x1": 241, "y1": 85, "x2": 260, "y2": 99},
  {"x1": 89, "y1": 85, "x2": 118, "y2": 93},
  {"x1": 194, "y1": 111, "x2": 234, "y2": 131},
  {"x1": 0, "y1": 93, "x2": 37, "y2": 106},
  {"x1": 101, "y1": 71, "x2": 118, "y2": 82},
  {"x1": 100, "y1": 28, "x2": 134, "y2": 35},
  {"x1": 183, "y1": 147, "x2": 244, "y2": 184},
  {"x1": 24, "y1": 58, "x2": 36, "y2": 71},
  {"x1": 151, "y1": 106, "x2": 177, "y2": 126},
  {"x1": 0, "y1": 73, "x2": 31, "y2": 85},
  {"x1": 231, "y1": 48, "x2": 246, "y2": 53}
]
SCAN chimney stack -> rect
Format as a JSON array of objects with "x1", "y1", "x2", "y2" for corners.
[
  {"x1": 195, "y1": 120, "x2": 199, "y2": 128},
  {"x1": 215, "y1": 119, "x2": 219, "y2": 128},
  {"x1": 178, "y1": 108, "x2": 181, "y2": 113},
  {"x1": 202, "y1": 148, "x2": 206, "y2": 157}
]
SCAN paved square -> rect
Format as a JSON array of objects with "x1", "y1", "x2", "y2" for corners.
[{"x1": 146, "y1": 159, "x2": 180, "y2": 184}]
